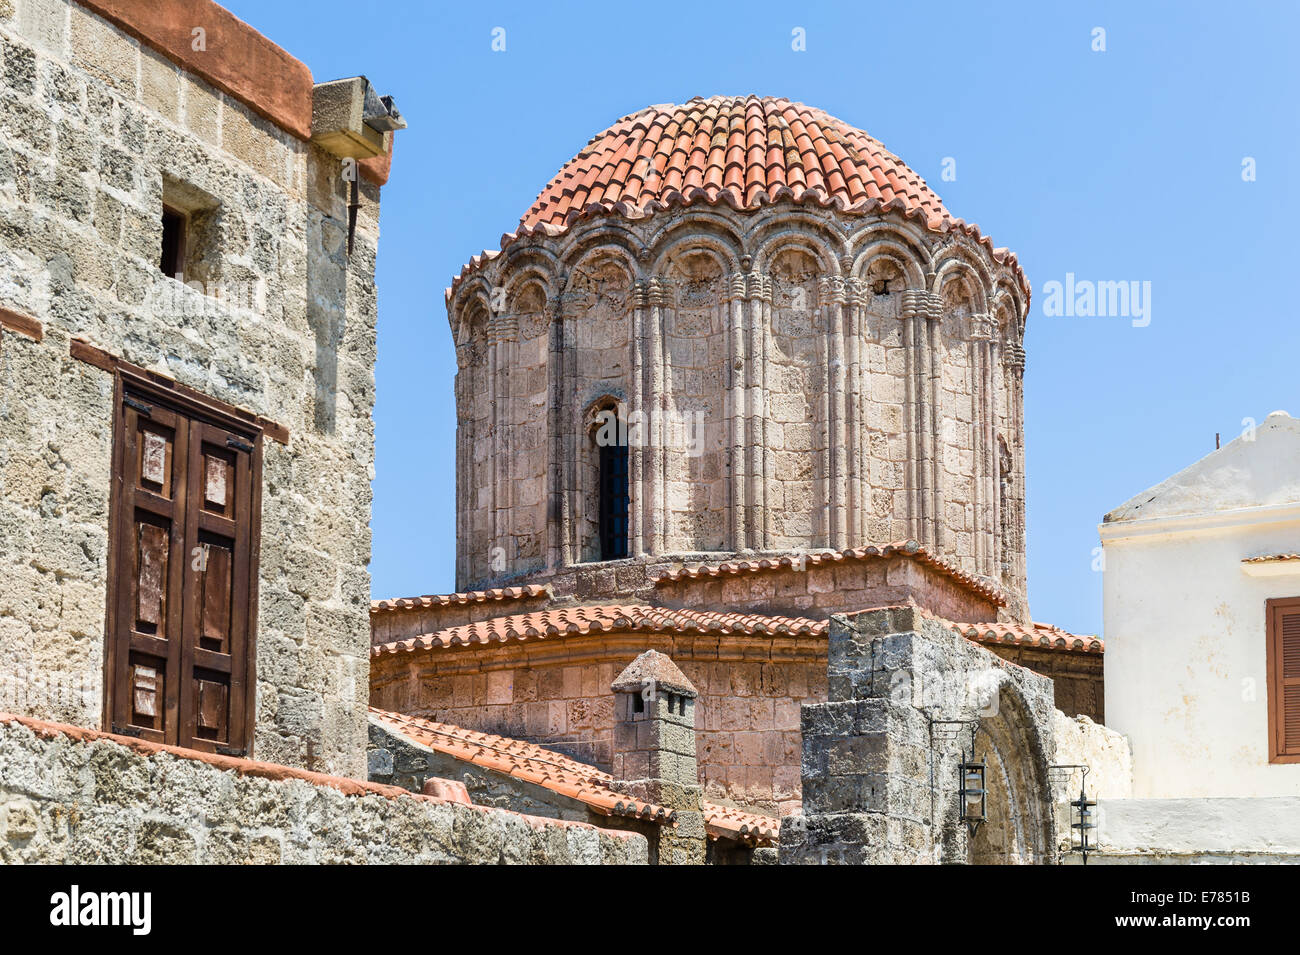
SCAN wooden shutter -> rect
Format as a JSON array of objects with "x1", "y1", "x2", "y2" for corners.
[
  {"x1": 1266, "y1": 597, "x2": 1300, "y2": 763},
  {"x1": 106, "y1": 373, "x2": 261, "y2": 756}
]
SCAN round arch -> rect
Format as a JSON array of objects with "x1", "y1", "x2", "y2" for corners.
[{"x1": 969, "y1": 681, "x2": 1056, "y2": 864}]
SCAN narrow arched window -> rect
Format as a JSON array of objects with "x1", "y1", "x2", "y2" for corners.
[
  {"x1": 599, "y1": 438, "x2": 629, "y2": 560},
  {"x1": 585, "y1": 398, "x2": 630, "y2": 562}
]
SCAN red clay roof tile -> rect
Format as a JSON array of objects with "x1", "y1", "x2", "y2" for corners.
[
  {"x1": 946, "y1": 619, "x2": 1104, "y2": 655},
  {"x1": 703, "y1": 803, "x2": 782, "y2": 846},
  {"x1": 371, "y1": 584, "x2": 551, "y2": 614},
  {"x1": 370, "y1": 604, "x2": 825, "y2": 657},
  {"x1": 447, "y1": 96, "x2": 1027, "y2": 304},
  {"x1": 369, "y1": 707, "x2": 678, "y2": 824},
  {"x1": 370, "y1": 707, "x2": 782, "y2": 845},
  {"x1": 370, "y1": 597, "x2": 1100, "y2": 658}
]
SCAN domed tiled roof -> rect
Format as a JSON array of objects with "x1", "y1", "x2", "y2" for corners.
[
  {"x1": 448, "y1": 95, "x2": 1025, "y2": 301},
  {"x1": 522, "y1": 95, "x2": 952, "y2": 230}
]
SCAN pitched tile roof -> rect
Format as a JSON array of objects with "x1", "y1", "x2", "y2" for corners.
[
  {"x1": 370, "y1": 604, "x2": 825, "y2": 657},
  {"x1": 369, "y1": 707, "x2": 780, "y2": 846},
  {"x1": 0, "y1": 712, "x2": 454, "y2": 804},
  {"x1": 447, "y1": 95, "x2": 1027, "y2": 303},
  {"x1": 652, "y1": 540, "x2": 1008, "y2": 607},
  {"x1": 1242, "y1": 554, "x2": 1300, "y2": 563},
  {"x1": 371, "y1": 584, "x2": 551, "y2": 614},
  {"x1": 946, "y1": 620, "x2": 1104, "y2": 655},
  {"x1": 370, "y1": 597, "x2": 1103, "y2": 658},
  {"x1": 369, "y1": 707, "x2": 674, "y2": 823},
  {"x1": 703, "y1": 802, "x2": 782, "y2": 846},
  {"x1": 612, "y1": 649, "x2": 698, "y2": 697}
]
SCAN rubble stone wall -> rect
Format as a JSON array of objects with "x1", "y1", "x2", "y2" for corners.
[{"x1": 0, "y1": 714, "x2": 646, "y2": 864}]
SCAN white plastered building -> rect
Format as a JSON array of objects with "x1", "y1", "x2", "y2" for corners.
[{"x1": 1100, "y1": 410, "x2": 1300, "y2": 799}]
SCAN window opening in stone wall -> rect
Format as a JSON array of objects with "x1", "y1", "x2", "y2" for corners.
[
  {"x1": 598, "y1": 439, "x2": 629, "y2": 560},
  {"x1": 998, "y1": 435, "x2": 1014, "y2": 580},
  {"x1": 160, "y1": 205, "x2": 186, "y2": 278},
  {"x1": 160, "y1": 177, "x2": 222, "y2": 290}
]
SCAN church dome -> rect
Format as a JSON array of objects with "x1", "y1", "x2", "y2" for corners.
[
  {"x1": 448, "y1": 95, "x2": 1024, "y2": 300},
  {"x1": 447, "y1": 94, "x2": 1032, "y2": 616},
  {"x1": 520, "y1": 95, "x2": 953, "y2": 231}
]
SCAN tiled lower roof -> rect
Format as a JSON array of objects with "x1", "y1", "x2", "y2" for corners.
[
  {"x1": 370, "y1": 604, "x2": 825, "y2": 657},
  {"x1": 370, "y1": 707, "x2": 780, "y2": 846},
  {"x1": 369, "y1": 707, "x2": 674, "y2": 824},
  {"x1": 371, "y1": 584, "x2": 551, "y2": 613},
  {"x1": 1242, "y1": 554, "x2": 1300, "y2": 563},
  {"x1": 0, "y1": 712, "x2": 455, "y2": 804},
  {"x1": 948, "y1": 620, "x2": 1104, "y2": 655},
  {"x1": 652, "y1": 540, "x2": 1008, "y2": 607},
  {"x1": 370, "y1": 601, "x2": 1102, "y2": 657},
  {"x1": 703, "y1": 803, "x2": 781, "y2": 846}
]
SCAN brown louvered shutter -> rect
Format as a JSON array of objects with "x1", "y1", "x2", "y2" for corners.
[
  {"x1": 106, "y1": 373, "x2": 260, "y2": 756},
  {"x1": 1266, "y1": 597, "x2": 1300, "y2": 762}
]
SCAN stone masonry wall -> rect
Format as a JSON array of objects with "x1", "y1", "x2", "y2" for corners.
[
  {"x1": 0, "y1": 714, "x2": 646, "y2": 863},
  {"x1": 651, "y1": 557, "x2": 999, "y2": 622},
  {"x1": 988, "y1": 645, "x2": 1103, "y2": 723},
  {"x1": 1051, "y1": 710, "x2": 1131, "y2": 852},
  {"x1": 0, "y1": 0, "x2": 380, "y2": 776},
  {"x1": 451, "y1": 201, "x2": 1030, "y2": 619},
  {"x1": 369, "y1": 633, "x2": 825, "y2": 816}
]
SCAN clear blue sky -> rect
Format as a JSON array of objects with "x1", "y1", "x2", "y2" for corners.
[{"x1": 223, "y1": 0, "x2": 1298, "y2": 637}]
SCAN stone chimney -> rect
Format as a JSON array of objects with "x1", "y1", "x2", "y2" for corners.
[{"x1": 610, "y1": 650, "x2": 706, "y2": 864}]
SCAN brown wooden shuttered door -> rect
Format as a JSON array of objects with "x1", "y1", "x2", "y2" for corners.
[
  {"x1": 1267, "y1": 597, "x2": 1300, "y2": 763},
  {"x1": 106, "y1": 372, "x2": 261, "y2": 756}
]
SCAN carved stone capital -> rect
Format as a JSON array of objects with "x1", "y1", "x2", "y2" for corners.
[
  {"x1": 901, "y1": 288, "x2": 943, "y2": 321},
  {"x1": 825, "y1": 275, "x2": 847, "y2": 305},
  {"x1": 727, "y1": 271, "x2": 748, "y2": 302},
  {"x1": 487, "y1": 313, "x2": 518, "y2": 344},
  {"x1": 845, "y1": 277, "x2": 870, "y2": 308},
  {"x1": 647, "y1": 277, "x2": 667, "y2": 308},
  {"x1": 970, "y1": 312, "x2": 996, "y2": 341},
  {"x1": 1004, "y1": 342, "x2": 1026, "y2": 372}
]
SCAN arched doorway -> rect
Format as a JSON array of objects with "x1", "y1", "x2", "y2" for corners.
[{"x1": 969, "y1": 682, "x2": 1056, "y2": 864}]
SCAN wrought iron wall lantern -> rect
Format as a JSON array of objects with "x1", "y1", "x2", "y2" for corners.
[
  {"x1": 958, "y1": 740, "x2": 986, "y2": 837},
  {"x1": 1049, "y1": 764, "x2": 1096, "y2": 864},
  {"x1": 930, "y1": 719, "x2": 986, "y2": 838}
]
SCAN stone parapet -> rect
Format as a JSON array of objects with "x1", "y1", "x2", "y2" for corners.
[{"x1": 0, "y1": 713, "x2": 646, "y2": 864}]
